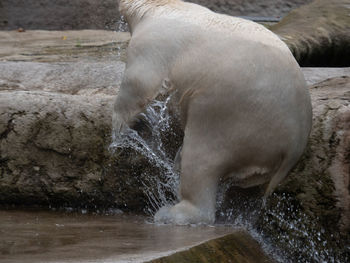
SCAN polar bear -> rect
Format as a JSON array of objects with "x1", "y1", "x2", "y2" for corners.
[{"x1": 113, "y1": 0, "x2": 312, "y2": 224}]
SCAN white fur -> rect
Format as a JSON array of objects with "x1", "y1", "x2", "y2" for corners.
[{"x1": 120, "y1": 0, "x2": 287, "y2": 49}]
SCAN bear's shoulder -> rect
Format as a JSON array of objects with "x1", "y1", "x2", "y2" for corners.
[{"x1": 151, "y1": 2, "x2": 286, "y2": 49}]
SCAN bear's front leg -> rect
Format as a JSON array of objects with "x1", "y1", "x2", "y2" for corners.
[{"x1": 112, "y1": 64, "x2": 163, "y2": 136}]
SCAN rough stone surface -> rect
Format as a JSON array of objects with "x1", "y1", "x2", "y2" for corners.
[
  {"x1": 0, "y1": 57, "x2": 180, "y2": 212},
  {"x1": 0, "y1": 91, "x2": 114, "y2": 207},
  {"x1": 284, "y1": 76, "x2": 350, "y2": 233},
  {"x1": 0, "y1": 61, "x2": 125, "y2": 96},
  {"x1": 270, "y1": 0, "x2": 350, "y2": 66},
  {"x1": 0, "y1": 30, "x2": 170, "y2": 211},
  {"x1": 0, "y1": 30, "x2": 130, "y2": 62},
  {"x1": 0, "y1": 89, "x2": 174, "y2": 211},
  {"x1": 0, "y1": 0, "x2": 310, "y2": 30},
  {"x1": 302, "y1": 67, "x2": 350, "y2": 86}
]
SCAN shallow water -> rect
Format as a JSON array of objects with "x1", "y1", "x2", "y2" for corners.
[{"x1": 0, "y1": 210, "x2": 234, "y2": 263}]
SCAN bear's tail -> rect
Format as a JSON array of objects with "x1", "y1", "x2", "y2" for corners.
[{"x1": 263, "y1": 152, "x2": 300, "y2": 202}]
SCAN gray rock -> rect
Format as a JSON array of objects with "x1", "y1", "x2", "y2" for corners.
[
  {"x1": 1, "y1": 68, "x2": 178, "y2": 211},
  {"x1": 0, "y1": 61, "x2": 125, "y2": 96},
  {"x1": 0, "y1": 30, "x2": 130, "y2": 63},
  {"x1": 302, "y1": 67, "x2": 350, "y2": 86},
  {"x1": 0, "y1": 88, "x2": 168, "y2": 211},
  {"x1": 0, "y1": 90, "x2": 114, "y2": 207},
  {"x1": 302, "y1": 76, "x2": 350, "y2": 233}
]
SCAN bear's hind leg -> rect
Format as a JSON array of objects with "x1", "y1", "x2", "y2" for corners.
[{"x1": 155, "y1": 138, "x2": 223, "y2": 225}]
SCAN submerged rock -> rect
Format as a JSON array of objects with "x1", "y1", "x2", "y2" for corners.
[
  {"x1": 148, "y1": 231, "x2": 274, "y2": 263},
  {"x1": 271, "y1": 0, "x2": 350, "y2": 66}
]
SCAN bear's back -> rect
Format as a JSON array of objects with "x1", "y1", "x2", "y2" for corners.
[{"x1": 143, "y1": 1, "x2": 289, "y2": 53}]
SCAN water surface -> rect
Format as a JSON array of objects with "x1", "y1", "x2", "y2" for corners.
[{"x1": 0, "y1": 210, "x2": 234, "y2": 263}]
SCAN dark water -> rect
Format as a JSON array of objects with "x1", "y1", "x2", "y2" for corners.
[{"x1": 0, "y1": 210, "x2": 234, "y2": 263}]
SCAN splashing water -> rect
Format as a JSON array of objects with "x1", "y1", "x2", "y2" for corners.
[
  {"x1": 110, "y1": 95, "x2": 180, "y2": 214},
  {"x1": 215, "y1": 184, "x2": 349, "y2": 263},
  {"x1": 258, "y1": 193, "x2": 350, "y2": 263},
  {"x1": 116, "y1": 15, "x2": 129, "y2": 32}
]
